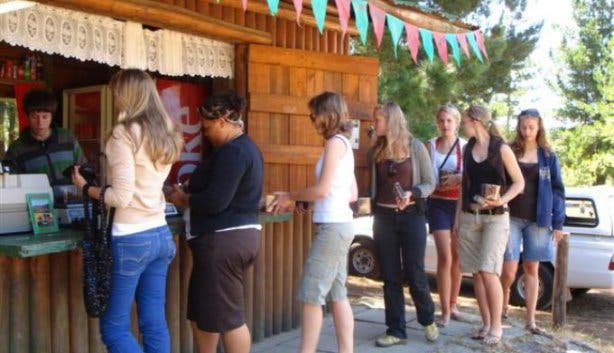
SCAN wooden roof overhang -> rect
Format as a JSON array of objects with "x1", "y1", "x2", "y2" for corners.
[{"x1": 34, "y1": 0, "x2": 273, "y2": 44}]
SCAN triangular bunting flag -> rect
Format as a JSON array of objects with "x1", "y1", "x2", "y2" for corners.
[
  {"x1": 351, "y1": 0, "x2": 369, "y2": 44},
  {"x1": 466, "y1": 31, "x2": 483, "y2": 62},
  {"x1": 419, "y1": 28, "x2": 435, "y2": 62},
  {"x1": 446, "y1": 33, "x2": 461, "y2": 65},
  {"x1": 474, "y1": 30, "x2": 489, "y2": 61},
  {"x1": 404, "y1": 23, "x2": 420, "y2": 63},
  {"x1": 241, "y1": 0, "x2": 248, "y2": 11},
  {"x1": 456, "y1": 33, "x2": 470, "y2": 58},
  {"x1": 386, "y1": 14, "x2": 405, "y2": 57},
  {"x1": 335, "y1": 0, "x2": 351, "y2": 36},
  {"x1": 368, "y1": 4, "x2": 386, "y2": 48},
  {"x1": 267, "y1": 0, "x2": 280, "y2": 15},
  {"x1": 293, "y1": 0, "x2": 303, "y2": 24},
  {"x1": 311, "y1": 0, "x2": 327, "y2": 33},
  {"x1": 432, "y1": 32, "x2": 448, "y2": 65}
]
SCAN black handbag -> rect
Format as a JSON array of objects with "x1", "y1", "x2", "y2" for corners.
[{"x1": 82, "y1": 185, "x2": 115, "y2": 317}]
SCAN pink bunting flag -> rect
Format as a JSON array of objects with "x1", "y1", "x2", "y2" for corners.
[
  {"x1": 293, "y1": 0, "x2": 303, "y2": 24},
  {"x1": 335, "y1": 0, "x2": 351, "y2": 36},
  {"x1": 456, "y1": 33, "x2": 471, "y2": 58},
  {"x1": 433, "y1": 32, "x2": 448, "y2": 66},
  {"x1": 474, "y1": 30, "x2": 489, "y2": 61},
  {"x1": 241, "y1": 0, "x2": 248, "y2": 11},
  {"x1": 404, "y1": 23, "x2": 420, "y2": 63},
  {"x1": 368, "y1": 3, "x2": 386, "y2": 48}
]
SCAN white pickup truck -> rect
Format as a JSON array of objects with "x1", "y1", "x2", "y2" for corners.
[{"x1": 349, "y1": 185, "x2": 614, "y2": 309}]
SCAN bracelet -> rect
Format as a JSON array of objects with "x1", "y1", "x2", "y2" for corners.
[{"x1": 82, "y1": 183, "x2": 91, "y2": 197}]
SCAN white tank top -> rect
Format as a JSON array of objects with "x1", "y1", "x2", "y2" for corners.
[
  {"x1": 313, "y1": 134, "x2": 354, "y2": 223},
  {"x1": 428, "y1": 137, "x2": 466, "y2": 181}
]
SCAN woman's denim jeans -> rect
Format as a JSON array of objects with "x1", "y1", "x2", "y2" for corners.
[{"x1": 100, "y1": 225, "x2": 176, "y2": 353}]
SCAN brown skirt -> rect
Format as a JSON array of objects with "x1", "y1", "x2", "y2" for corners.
[{"x1": 187, "y1": 227, "x2": 261, "y2": 332}]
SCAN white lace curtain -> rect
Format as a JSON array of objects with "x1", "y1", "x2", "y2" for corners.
[{"x1": 0, "y1": 3, "x2": 234, "y2": 78}]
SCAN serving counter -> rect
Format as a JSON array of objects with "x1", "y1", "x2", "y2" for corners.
[{"x1": 0, "y1": 212, "x2": 298, "y2": 353}]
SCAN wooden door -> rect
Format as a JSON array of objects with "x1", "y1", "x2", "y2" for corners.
[{"x1": 242, "y1": 44, "x2": 378, "y2": 341}]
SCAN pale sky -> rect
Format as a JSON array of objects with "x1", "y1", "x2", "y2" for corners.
[{"x1": 515, "y1": 0, "x2": 575, "y2": 127}]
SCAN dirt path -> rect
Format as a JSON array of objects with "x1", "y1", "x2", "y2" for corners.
[{"x1": 347, "y1": 277, "x2": 614, "y2": 353}]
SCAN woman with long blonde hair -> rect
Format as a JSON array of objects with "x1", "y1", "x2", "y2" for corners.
[
  {"x1": 73, "y1": 69, "x2": 183, "y2": 353},
  {"x1": 454, "y1": 105, "x2": 523, "y2": 346},
  {"x1": 426, "y1": 104, "x2": 467, "y2": 327},
  {"x1": 369, "y1": 102, "x2": 439, "y2": 347}
]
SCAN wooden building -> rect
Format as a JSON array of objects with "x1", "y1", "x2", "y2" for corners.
[{"x1": 0, "y1": 1, "x2": 475, "y2": 352}]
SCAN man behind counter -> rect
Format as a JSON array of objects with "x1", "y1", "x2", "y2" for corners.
[{"x1": 3, "y1": 88, "x2": 86, "y2": 189}]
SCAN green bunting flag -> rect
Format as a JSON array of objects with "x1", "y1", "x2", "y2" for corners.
[
  {"x1": 311, "y1": 0, "x2": 327, "y2": 33},
  {"x1": 466, "y1": 31, "x2": 483, "y2": 62},
  {"x1": 266, "y1": 0, "x2": 279, "y2": 15},
  {"x1": 351, "y1": 0, "x2": 369, "y2": 44},
  {"x1": 445, "y1": 33, "x2": 461, "y2": 65},
  {"x1": 419, "y1": 28, "x2": 435, "y2": 62},
  {"x1": 386, "y1": 14, "x2": 405, "y2": 57}
]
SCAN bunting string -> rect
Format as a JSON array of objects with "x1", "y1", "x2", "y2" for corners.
[{"x1": 227, "y1": 0, "x2": 488, "y2": 65}]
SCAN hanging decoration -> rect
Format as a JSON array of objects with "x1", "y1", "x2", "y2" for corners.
[
  {"x1": 311, "y1": 0, "x2": 328, "y2": 33},
  {"x1": 368, "y1": 3, "x2": 386, "y2": 48},
  {"x1": 385, "y1": 14, "x2": 404, "y2": 57},
  {"x1": 352, "y1": 0, "x2": 369, "y2": 45},
  {"x1": 232, "y1": 0, "x2": 489, "y2": 66},
  {"x1": 334, "y1": 0, "x2": 351, "y2": 36}
]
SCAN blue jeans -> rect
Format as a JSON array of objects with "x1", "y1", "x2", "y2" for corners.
[
  {"x1": 504, "y1": 217, "x2": 554, "y2": 262},
  {"x1": 100, "y1": 225, "x2": 176, "y2": 353},
  {"x1": 373, "y1": 206, "x2": 435, "y2": 338}
]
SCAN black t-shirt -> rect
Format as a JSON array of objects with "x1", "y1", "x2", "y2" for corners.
[{"x1": 509, "y1": 162, "x2": 538, "y2": 221}]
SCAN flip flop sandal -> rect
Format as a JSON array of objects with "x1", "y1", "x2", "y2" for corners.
[
  {"x1": 470, "y1": 327, "x2": 488, "y2": 340},
  {"x1": 525, "y1": 324, "x2": 546, "y2": 335},
  {"x1": 435, "y1": 316, "x2": 450, "y2": 328},
  {"x1": 483, "y1": 334, "x2": 502, "y2": 346},
  {"x1": 450, "y1": 311, "x2": 461, "y2": 321}
]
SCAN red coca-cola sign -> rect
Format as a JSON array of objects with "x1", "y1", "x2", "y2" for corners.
[{"x1": 156, "y1": 79, "x2": 206, "y2": 185}]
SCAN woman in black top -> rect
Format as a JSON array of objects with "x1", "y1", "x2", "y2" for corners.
[
  {"x1": 168, "y1": 91, "x2": 264, "y2": 353},
  {"x1": 454, "y1": 105, "x2": 524, "y2": 346}
]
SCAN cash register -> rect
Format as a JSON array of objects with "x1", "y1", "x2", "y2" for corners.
[{"x1": 0, "y1": 172, "x2": 53, "y2": 234}]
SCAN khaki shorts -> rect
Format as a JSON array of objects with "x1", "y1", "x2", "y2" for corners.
[
  {"x1": 458, "y1": 212, "x2": 509, "y2": 276},
  {"x1": 297, "y1": 222, "x2": 354, "y2": 305}
]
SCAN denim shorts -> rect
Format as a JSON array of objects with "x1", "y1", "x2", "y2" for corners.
[
  {"x1": 297, "y1": 222, "x2": 354, "y2": 305},
  {"x1": 504, "y1": 217, "x2": 554, "y2": 262},
  {"x1": 427, "y1": 198, "x2": 457, "y2": 231}
]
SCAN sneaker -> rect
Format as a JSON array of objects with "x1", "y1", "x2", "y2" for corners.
[
  {"x1": 425, "y1": 323, "x2": 439, "y2": 342},
  {"x1": 375, "y1": 334, "x2": 405, "y2": 347}
]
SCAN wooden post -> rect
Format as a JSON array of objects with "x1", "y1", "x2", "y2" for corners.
[
  {"x1": 0, "y1": 257, "x2": 9, "y2": 353},
  {"x1": 552, "y1": 233, "x2": 569, "y2": 329}
]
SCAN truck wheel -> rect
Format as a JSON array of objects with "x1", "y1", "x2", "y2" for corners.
[
  {"x1": 509, "y1": 263, "x2": 554, "y2": 310},
  {"x1": 348, "y1": 236, "x2": 380, "y2": 279}
]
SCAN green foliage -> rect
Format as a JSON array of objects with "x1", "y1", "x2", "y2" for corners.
[
  {"x1": 551, "y1": 120, "x2": 614, "y2": 186},
  {"x1": 550, "y1": 0, "x2": 613, "y2": 186},
  {"x1": 353, "y1": 1, "x2": 541, "y2": 140},
  {"x1": 555, "y1": 0, "x2": 613, "y2": 123}
]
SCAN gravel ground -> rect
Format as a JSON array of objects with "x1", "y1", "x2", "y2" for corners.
[{"x1": 347, "y1": 276, "x2": 613, "y2": 353}]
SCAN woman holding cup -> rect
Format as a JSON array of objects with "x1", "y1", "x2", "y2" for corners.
[
  {"x1": 500, "y1": 109, "x2": 565, "y2": 334},
  {"x1": 454, "y1": 105, "x2": 524, "y2": 346},
  {"x1": 426, "y1": 104, "x2": 466, "y2": 327}
]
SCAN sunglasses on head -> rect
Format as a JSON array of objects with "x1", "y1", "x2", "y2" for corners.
[
  {"x1": 387, "y1": 160, "x2": 397, "y2": 177},
  {"x1": 519, "y1": 109, "x2": 540, "y2": 118}
]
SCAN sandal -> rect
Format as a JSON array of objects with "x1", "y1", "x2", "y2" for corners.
[
  {"x1": 470, "y1": 327, "x2": 489, "y2": 340},
  {"x1": 436, "y1": 316, "x2": 450, "y2": 328},
  {"x1": 450, "y1": 310, "x2": 461, "y2": 321},
  {"x1": 502, "y1": 307, "x2": 509, "y2": 320},
  {"x1": 525, "y1": 324, "x2": 546, "y2": 335},
  {"x1": 483, "y1": 333, "x2": 501, "y2": 346}
]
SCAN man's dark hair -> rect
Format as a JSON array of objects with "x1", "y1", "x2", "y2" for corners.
[{"x1": 23, "y1": 89, "x2": 57, "y2": 115}]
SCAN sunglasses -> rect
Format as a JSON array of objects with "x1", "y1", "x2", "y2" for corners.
[
  {"x1": 387, "y1": 160, "x2": 397, "y2": 177},
  {"x1": 519, "y1": 109, "x2": 540, "y2": 118}
]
